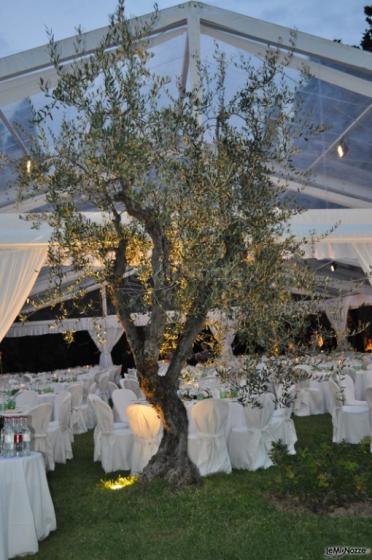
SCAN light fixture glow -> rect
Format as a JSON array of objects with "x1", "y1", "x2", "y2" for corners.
[
  {"x1": 336, "y1": 141, "x2": 347, "y2": 159},
  {"x1": 330, "y1": 263, "x2": 335, "y2": 272},
  {"x1": 101, "y1": 475, "x2": 138, "y2": 491}
]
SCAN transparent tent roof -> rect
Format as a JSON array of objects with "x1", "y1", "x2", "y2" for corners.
[
  {"x1": 0, "y1": 1, "x2": 371, "y2": 315},
  {"x1": 0, "y1": 1, "x2": 371, "y2": 214}
]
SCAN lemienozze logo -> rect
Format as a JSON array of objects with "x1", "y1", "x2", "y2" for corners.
[{"x1": 324, "y1": 546, "x2": 371, "y2": 558}]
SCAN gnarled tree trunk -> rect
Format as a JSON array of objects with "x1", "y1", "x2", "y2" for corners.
[{"x1": 138, "y1": 369, "x2": 201, "y2": 486}]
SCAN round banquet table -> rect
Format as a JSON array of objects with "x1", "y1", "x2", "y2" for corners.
[{"x1": 0, "y1": 452, "x2": 56, "y2": 560}]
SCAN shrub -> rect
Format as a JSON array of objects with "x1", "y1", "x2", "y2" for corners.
[{"x1": 270, "y1": 438, "x2": 372, "y2": 513}]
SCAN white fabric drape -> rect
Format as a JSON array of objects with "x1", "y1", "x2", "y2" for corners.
[
  {"x1": 352, "y1": 243, "x2": 372, "y2": 278},
  {"x1": 0, "y1": 247, "x2": 47, "y2": 342},
  {"x1": 289, "y1": 209, "x2": 372, "y2": 284},
  {"x1": 208, "y1": 321, "x2": 236, "y2": 363},
  {"x1": 207, "y1": 311, "x2": 238, "y2": 365},
  {"x1": 324, "y1": 299, "x2": 350, "y2": 345},
  {"x1": 87, "y1": 319, "x2": 124, "y2": 367}
]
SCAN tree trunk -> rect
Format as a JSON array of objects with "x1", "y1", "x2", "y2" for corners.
[{"x1": 138, "y1": 372, "x2": 201, "y2": 487}]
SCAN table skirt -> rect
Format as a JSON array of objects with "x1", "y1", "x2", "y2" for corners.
[{"x1": 0, "y1": 452, "x2": 56, "y2": 560}]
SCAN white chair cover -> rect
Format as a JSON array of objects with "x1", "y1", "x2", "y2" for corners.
[
  {"x1": 365, "y1": 387, "x2": 372, "y2": 452},
  {"x1": 342, "y1": 374, "x2": 367, "y2": 406},
  {"x1": 107, "y1": 381, "x2": 118, "y2": 399},
  {"x1": 112, "y1": 388, "x2": 137, "y2": 424},
  {"x1": 89, "y1": 394, "x2": 132, "y2": 473},
  {"x1": 29, "y1": 403, "x2": 55, "y2": 471},
  {"x1": 188, "y1": 399, "x2": 231, "y2": 476},
  {"x1": 343, "y1": 367, "x2": 356, "y2": 383},
  {"x1": 123, "y1": 378, "x2": 144, "y2": 399},
  {"x1": 68, "y1": 384, "x2": 88, "y2": 435},
  {"x1": 268, "y1": 406, "x2": 297, "y2": 455},
  {"x1": 126, "y1": 404, "x2": 162, "y2": 474},
  {"x1": 107, "y1": 365, "x2": 122, "y2": 382},
  {"x1": 328, "y1": 379, "x2": 370, "y2": 443},
  {"x1": 96, "y1": 372, "x2": 110, "y2": 402},
  {"x1": 15, "y1": 390, "x2": 39, "y2": 409},
  {"x1": 228, "y1": 393, "x2": 275, "y2": 470},
  {"x1": 48, "y1": 392, "x2": 73, "y2": 464},
  {"x1": 82, "y1": 382, "x2": 98, "y2": 430},
  {"x1": 294, "y1": 379, "x2": 324, "y2": 416}
]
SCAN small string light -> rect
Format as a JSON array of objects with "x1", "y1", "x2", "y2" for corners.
[
  {"x1": 330, "y1": 263, "x2": 335, "y2": 272},
  {"x1": 26, "y1": 159, "x2": 32, "y2": 174}
]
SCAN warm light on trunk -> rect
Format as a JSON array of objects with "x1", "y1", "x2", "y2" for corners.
[{"x1": 364, "y1": 338, "x2": 372, "y2": 352}]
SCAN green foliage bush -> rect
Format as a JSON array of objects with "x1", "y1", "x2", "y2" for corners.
[{"x1": 270, "y1": 438, "x2": 372, "y2": 512}]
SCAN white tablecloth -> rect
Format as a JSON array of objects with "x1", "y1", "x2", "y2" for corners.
[
  {"x1": 0, "y1": 452, "x2": 56, "y2": 560},
  {"x1": 354, "y1": 370, "x2": 372, "y2": 400}
]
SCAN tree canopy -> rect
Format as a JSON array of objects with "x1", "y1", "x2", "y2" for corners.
[{"x1": 16, "y1": 1, "x2": 318, "y2": 484}]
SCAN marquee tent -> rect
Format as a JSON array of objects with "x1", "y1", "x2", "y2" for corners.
[{"x1": 0, "y1": 2, "x2": 371, "y2": 357}]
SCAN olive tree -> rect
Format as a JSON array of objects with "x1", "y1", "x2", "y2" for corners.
[{"x1": 18, "y1": 1, "x2": 316, "y2": 485}]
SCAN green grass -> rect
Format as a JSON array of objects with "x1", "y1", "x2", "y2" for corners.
[{"x1": 27, "y1": 415, "x2": 371, "y2": 560}]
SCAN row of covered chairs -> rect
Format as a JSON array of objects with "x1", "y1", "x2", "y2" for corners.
[
  {"x1": 15, "y1": 383, "x2": 90, "y2": 435},
  {"x1": 27, "y1": 393, "x2": 73, "y2": 470},
  {"x1": 89, "y1": 393, "x2": 297, "y2": 476}
]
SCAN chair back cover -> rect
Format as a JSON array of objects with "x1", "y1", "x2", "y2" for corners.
[
  {"x1": 343, "y1": 367, "x2": 356, "y2": 383},
  {"x1": 89, "y1": 394, "x2": 114, "y2": 434},
  {"x1": 88, "y1": 382, "x2": 97, "y2": 395},
  {"x1": 228, "y1": 393, "x2": 275, "y2": 471},
  {"x1": 244, "y1": 393, "x2": 275, "y2": 430},
  {"x1": 126, "y1": 404, "x2": 161, "y2": 473},
  {"x1": 342, "y1": 374, "x2": 356, "y2": 404},
  {"x1": 29, "y1": 402, "x2": 54, "y2": 469},
  {"x1": 126, "y1": 404, "x2": 161, "y2": 440},
  {"x1": 191, "y1": 399, "x2": 228, "y2": 436},
  {"x1": 97, "y1": 372, "x2": 110, "y2": 393},
  {"x1": 53, "y1": 391, "x2": 73, "y2": 463},
  {"x1": 29, "y1": 402, "x2": 53, "y2": 437},
  {"x1": 328, "y1": 378, "x2": 343, "y2": 414},
  {"x1": 68, "y1": 384, "x2": 83, "y2": 409},
  {"x1": 189, "y1": 399, "x2": 231, "y2": 475},
  {"x1": 112, "y1": 389, "x2": 137, "y2": 423},
  {"x1": 107, "y1": 381, "x2": 118, "y2": 398},
  {"x1": 123, "y1": 378, "x2": 142, "y2": 399},
  {"x1": 107, "y1": 366, "x2": 121, "y2": 382},
  {"x1": 56, "y1": 392, "x2": 72, "y2": 432},
  {"x1": 15, "y1": 390, "x2": 39, "y2": 409}
]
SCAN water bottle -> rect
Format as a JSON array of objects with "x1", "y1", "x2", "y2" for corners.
[
  {"x1": 14, "y1": 417, "x2": 23, "y2": 457},
  {"x1": 3, "y1": 417, "x2": 15, "y2": 457},
  {"x1": 22, "y1": 416, "x2": 31, "y2": 456}
]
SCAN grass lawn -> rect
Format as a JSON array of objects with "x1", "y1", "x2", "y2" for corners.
[{"x1": 26, "y1": 414, "x2": 371, "y2": 560}]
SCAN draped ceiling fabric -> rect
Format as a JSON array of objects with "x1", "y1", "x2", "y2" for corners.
[
  {"x1": 7, "y1": 315, "x2": 124, "y2": 367},
  {"x1": 0, "y1": 247, "x2": 47, "y2": 342},
  {"x1": 289, "y1": 209, "x2": 372, "y2": 283},
  {"x1": 3, "y1": 210, "x2": 372, "y2": 353}
]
